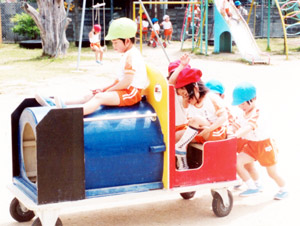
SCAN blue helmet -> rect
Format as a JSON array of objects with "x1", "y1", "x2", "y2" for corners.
[
  {"x1": 235, "y1": 1, "x2": 242, "y2": 6},
  {"x1": 205, "y1": 79, "x2": 225, "y2": 95},
  {"x1": 152, "y1": 18, "x2": 158, "y2": 23},
  {"x1": 232, "y1": 82, "x2": 256, "y2": 106}
]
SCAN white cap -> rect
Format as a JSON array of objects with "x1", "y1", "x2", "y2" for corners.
[{"x1": 163, "y1": 15, "x2": 169, "y2": 20}]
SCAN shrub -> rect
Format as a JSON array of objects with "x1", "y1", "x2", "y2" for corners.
[{"x1": 11, "y1": 13, "x2": 40, "y2": 39}]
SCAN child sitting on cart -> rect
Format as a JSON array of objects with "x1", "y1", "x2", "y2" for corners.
[
  {"x1": 231, "y1": 82, "x2": 288, "y2": 200},
  {"x1": 35, "y1": 18, "x2": 148, "y2": 116},
  {"x1": 168, "y1": 57, "x2": 228, "y2": 170}
]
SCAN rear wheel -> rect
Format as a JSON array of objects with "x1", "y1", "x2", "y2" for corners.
[
  {"x1": 180, "y1": 191, "x2": 196, "y2": 200},
  {"x1": 212, "y1": 190, "x2": 233, "y2": 217},
  {"x1": 9, "y1": 198, "x2": 35, "y2": 222}
]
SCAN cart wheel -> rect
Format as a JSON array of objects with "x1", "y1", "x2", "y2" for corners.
[
  {"x1": 32, "y1": 217, "x2": 63, "y2": 226},
  {"x1": 163, "y1": 42, "x2": 167, "y2": 48},
  {"x1": 152, "y1": 42, "x2": 157, "y2": 48},
  {"x1": 9, "y1": 198, "x2": 35, "y2": 222},
  {"x1": 212, "y1": 190, "x2": 233, "y2": 217},
  {"x1": 180, "y1": 191, "x2": 196, "y2": 200}
]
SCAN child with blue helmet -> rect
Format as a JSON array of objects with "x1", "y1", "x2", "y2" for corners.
[
  {"x1": 234, "y1": 1, "x2": 248, "y2": 18},
  {"x1": 206, "y1": 79, "x2": 262, "y2": 191},
  {"x1": 231, "y1": 82, "x2": 288, "y2": 200},
  {"x1": 148, "y1": 18, "x2": 160, "y2": 46}
]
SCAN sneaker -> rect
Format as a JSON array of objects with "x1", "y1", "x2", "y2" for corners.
[
  {"x1": 234, "y1": 184, "x2": 243, "y2": 190},
  {"x1": 96, "y1": 60, "x2": 103, "y2": 65},
  {"x1": 239, "y1": 188, "x2": 260, "y2": 197},
  {"x1": 54, "y1": 96, "x2": 66, "y2": 108},
  {"x1": 176, "y1": 155, "x2": 188, "y2": 171},
  {"x1": 35, "y1": 94, "x2": 56, "y2": 107},
  {"x1": 274, "y1": 191, "x2": 288, "y2": 200}
]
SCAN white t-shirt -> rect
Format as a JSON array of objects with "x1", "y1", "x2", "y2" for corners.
[
  {"x1": 153, "y1": 23, "x2": 160, "y2": 32},
  {"x1": 161, "y1": 21, "x2": 172, "y2": 30},
  {"x1": 187, "y1": 92, "x2": 227, "y2": 125},
  {"x1": 117, "y1": 46, "x2": 148, "y2": 89},
  {"x1": 233, "y1": 106, "x2": 270, "y2": 141},
  {"x1": 175, "y1": 94, "x2": 188, "y2": 126},
  {"x1": 89, "y1": 33, "x2": 100, "y2": 44},
  {"x1": 142, "y1": 20, "x2": 149, "y2": 29}
]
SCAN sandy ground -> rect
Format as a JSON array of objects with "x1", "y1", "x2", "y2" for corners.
[{"x1": 1, "y1": 41, "x2": 300, "y2": 226}]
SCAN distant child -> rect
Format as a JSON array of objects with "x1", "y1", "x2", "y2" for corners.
[
  {"x1": 231, "y1": 82, "x2": 288, "y2": 200},
  {"x1": 35, "y1": 18, "x2": 148, "y2": 116},
  {"x1": 89, "y1": 24, "x2": 104, "y2": 64},
  {"x1": 206, "y1": 79, "x2": 262, "y2": 190},
  {"x1": 148, "y1": 18, "x2": 160, "y2": 45},
  {"x1": 221, "y1": 0, "x2": 240, "y2": 23},
  {"x1": 234, "y1": 1, "x2": 248, "y2": 18},
  {"x1": 160, "y1": 15, "x2": 173, "y2": 44},
  {"x1": 172, "y1": 73, "x2": 228, "y2": 170},
  {"x1": 142, "y1": 13, "x2": 149, "y2": 43}
]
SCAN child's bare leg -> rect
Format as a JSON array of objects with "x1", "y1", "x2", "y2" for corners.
[
  {"x1": 245, "y1": 162, "x2": 259, "y2": 181},
  {"x1": 266, "y1": 164, "x2": 285, "y2": 188},
  {"x1": 82, "y1": 91, "x2": 120, "y2": 115},
  {"x1": 63, "y1": 91, "x2": 94, "y2": 105},
  {"x1": 189, "y1": 115, "x2": 211, "y2": 140},
  {"x1": 236, "y1": 152, "x2": 255, "y2": 182}
]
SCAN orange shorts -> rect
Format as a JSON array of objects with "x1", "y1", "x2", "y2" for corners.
[
  {"x1": 117, "y1": 86, "x2": 143, "y2": 107},
  {"x1": 194, "y1": 126, "x2": 227, "y2": 144},
  {"x1": 150, "y1": 31, "x2": 159, "y2": 39},
  {"x1": 90, "y1": 42, "x2": 101, "y2": 49},
  {"x1": 237, "y1": 138, "x2": 278, "y2": 167},
  {"x1": 164, "y1": 29, "x2": 172, "y2": 36},
  {"x1": 175, "y1": 124, "x2": 188, "y2": 132},
  {"x1": 175, "y1": 125, "x2": 227, "y2": 144}
]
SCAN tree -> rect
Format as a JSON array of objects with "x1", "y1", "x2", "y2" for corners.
[{"x1": 22, "y1": 0, "x2": 71, "y2": 57}]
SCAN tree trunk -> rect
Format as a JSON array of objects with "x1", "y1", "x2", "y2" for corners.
[{"x1": 22, "y1": 0, "x2": 71, "y2": 57}]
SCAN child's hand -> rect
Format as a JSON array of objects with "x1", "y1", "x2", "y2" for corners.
[{"x1": 180, "y1": 54, "x2": 190, "y2": 67}]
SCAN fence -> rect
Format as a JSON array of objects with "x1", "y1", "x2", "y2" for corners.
[{"x1": 0, "y1": 2, "x2": 294, "y2": 44}]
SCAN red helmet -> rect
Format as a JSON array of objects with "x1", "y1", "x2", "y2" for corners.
[{"x1": 93, "y1": 24, "x2": 101, "y2": 33}]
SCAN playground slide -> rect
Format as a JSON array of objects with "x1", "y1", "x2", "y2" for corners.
[{"x1": 215, "y1": 0, "x2": 270, "y2": 64}]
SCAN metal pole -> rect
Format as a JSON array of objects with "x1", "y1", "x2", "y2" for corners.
[
  {"x1": 138, "y1": 0, "x2": 170, "y2": 63},
  {"x1": 76, "y1": 0, "x2": 87, "y2": 71},
  {"x1": 267, "y1": 0, "x2": 271, "y2": 51},
  {"x1": 205, "y1": 0, "x2": 208, "y2": 55}
]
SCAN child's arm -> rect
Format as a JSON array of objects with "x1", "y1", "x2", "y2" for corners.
[
  {"x1": 235, "y1": 125, "x2": 253, "y2": 138},
  {"x1": 105, "y1": 75, "x2": 133, "y2": 92},
  {"x1": 168, "y1": 54, "x2": 190, "y2": 85}
]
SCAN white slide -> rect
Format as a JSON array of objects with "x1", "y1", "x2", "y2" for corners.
[{"x1": 215, "y1": 0, "x2": 270, "y2": 64}]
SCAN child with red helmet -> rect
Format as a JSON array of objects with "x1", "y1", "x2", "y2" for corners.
[
  {"x1": 168, "y1": 54, "x2": 228, "y2": 170},
  {"x1": 89, "y1": 24, "x2": 104, "y2": 64}
]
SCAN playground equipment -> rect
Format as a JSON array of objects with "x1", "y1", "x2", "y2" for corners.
[
  {"x1": 8, "y1": 64, "x2": 238, "y2": 226},
  {"x1": 214, "y1": 0, "x2": 270, "y2": 64}
]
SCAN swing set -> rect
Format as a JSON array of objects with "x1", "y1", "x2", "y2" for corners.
[{"x1": 76, "y1": 0, "x2": 107, "y2": 71}]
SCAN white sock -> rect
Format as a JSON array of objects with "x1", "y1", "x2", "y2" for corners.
[
  {"x1": 175, "y1": 126, "x2": 198, "y2": 156},
  {"x1": 245, "y1": 179, "x2": 256, "y2": 189},
  {"x1": 254, "y1": 179, "x2": 262, "y2": 187}
]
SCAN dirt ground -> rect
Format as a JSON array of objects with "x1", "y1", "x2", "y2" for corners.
[{"x1": 1, "y1": 41, "x2": 300, "y2": 226}]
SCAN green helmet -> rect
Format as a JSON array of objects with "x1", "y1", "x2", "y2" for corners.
[{"x1": 105, "y1": 17, "x2": 137, "y2": 40}]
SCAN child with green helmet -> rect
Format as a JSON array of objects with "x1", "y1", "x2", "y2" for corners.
[
  {"x1": 231, "y1": 82, "x2": 288, "y2": 200},
  {"x1": 35, "y1": 18, "x2": 148, "y2": 115}
]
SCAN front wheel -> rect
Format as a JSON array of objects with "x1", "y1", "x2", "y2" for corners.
[
  {"x1": 9, "y1": 198, "x2": 35, "y2": 222},
  {"x1": 180, "y1": 191, "x2": 196, "y2": 200},
  {"x1": 212, "y1": 190, "x2": 233, "y2": 217},
  {"x1": 32, "y1": 217, "x2": 63, "y2": 226}
]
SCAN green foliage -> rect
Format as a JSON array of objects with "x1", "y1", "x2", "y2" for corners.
[{"x1": 11, "y1": 13, "x2": 40, "y2": 40}]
